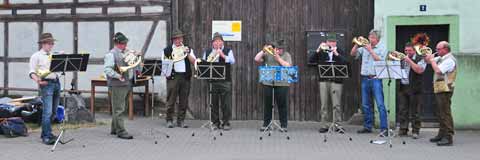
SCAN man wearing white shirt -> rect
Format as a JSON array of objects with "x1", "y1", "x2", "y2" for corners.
[
  {"x1": 28, "y1": 33, "x2": 60, "y2": 145},
  {"x1": 397, "y1": 43, "x2": 427, "y2": 139},
  {"x1": 426, "y1": 41, "x2": 457, "y2": 146},
  {"x1": 163, "y1": 30, "x2": 197, "y2": 128},
  {"x1": 201, "y1": 32, "x2": 235, "y2": 130}
]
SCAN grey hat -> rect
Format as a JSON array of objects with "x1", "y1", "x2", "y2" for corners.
[
  {"x1": 171, "y1": 29, "x2": 186, "y2": 39},
  {"x1": 275, "y1": 39, "x2": 287, "y2": 49},
  {"x1": 212, "y1": 32, "x2": 224, "y2": 41}
]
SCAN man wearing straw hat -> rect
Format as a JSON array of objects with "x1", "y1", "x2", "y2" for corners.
[{"x1": 28, "y1": 33, "x2": 61, "y2": 145}]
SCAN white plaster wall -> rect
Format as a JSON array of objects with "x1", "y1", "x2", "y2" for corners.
[
  {"x1": 78, "y1": 22, "x2": 109, "y2": 58},
  {"x1": 375, "y1": 0, "x2": 480, "y2": 53},
  {"x1": 9, "y1": 22, "x2": 38, "y2": 58},
  {"x1": 44, "y1": 22, "x2": 74, "y2": 54},
  {"x1": 1, "y1": 3, "x2": 168, "y2": 102}
]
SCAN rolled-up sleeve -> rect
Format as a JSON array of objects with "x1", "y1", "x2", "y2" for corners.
[
  {"x1": 226, "y1": 49, "x2": 235, "y2": 64},
  {"x1": 28, "y1": 54, "x2": 38, "y2": 78},
  {"x1": 376, "y1": 46, "x2": 387, "y2": 60},
  {"x1": 104, "y1": 53, "x2": 121, "y2": 79},
  {"x1": 355, "y1": 48, "x2": 363, "y2": 60},
  {"x1": 438, "y1": 58, "x2": 456, "y2": 74}
]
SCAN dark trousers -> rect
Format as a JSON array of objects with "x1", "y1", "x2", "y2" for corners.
[
  {"x1": 398, "y1": 85, "x2": 422, "y2": 133},
  {"x1": 263, "y1": 85, "x2": 289, "y2": 128},
  {"x1": 434, "y1": 92, "x2": 454, "y2": 137},
  {"x1": 166, "y1": 74, "x2": 190, "y2": 122},
  {"x1": 210, "y1": 81, "x2": 232, "y2": 125}
]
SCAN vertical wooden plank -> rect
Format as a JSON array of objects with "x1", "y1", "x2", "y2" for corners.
[
  {"x1": 135, "y1": 6, "x2": 141, "y2": 15},
  {"x1": 109, "y1": 21, "x2": 114, "y2": 49},
  {"x1": 3, "y1": 22, "x2": 8, "y2": 96},
  {"x1": 179, "y1": 0, "x2": 373, "y2": 121},
  {"x1": 38, "y1": 22, "x2": 43, "y2": 50},
  {"x1": 73, "y1": 20, "x2": 79, "y2": 90}
]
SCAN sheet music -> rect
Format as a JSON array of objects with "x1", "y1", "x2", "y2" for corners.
[
  {"x1": 161, "y1": 59, "x2": 173, "y2": 77},
  {"x1": 258, "y1": 66, "x2": 298, "y2": 84},
  {"x1": 374, "y1": 61, "x2": 407, "y2": 79}
]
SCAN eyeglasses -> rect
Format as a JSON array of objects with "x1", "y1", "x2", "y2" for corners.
[{"x1": 436, "y1": 47, "x2": 444, "y2": 51}]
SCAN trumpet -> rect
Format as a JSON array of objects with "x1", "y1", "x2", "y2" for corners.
[
  {"x1": 388, "y1": 51, "x2": 407, "y2": 61},
  {"x1": 263, "y1": 45, "x2": 275, "y2": 55},
  {"x1": 352, "y1": 36, "x2": 370, "y2": 47},
  {"x1": 318, "y1": 43, "x2": 331, "y2": 52},
  {"x1": 171, "y1": 43, "x2": 190, "y2": 62},
  {"x1": 206, "y1": 49, "x2": 221, "y2": 62}
]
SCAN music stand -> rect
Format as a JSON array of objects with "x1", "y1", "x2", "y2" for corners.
[
  {"x1": 142, "y1": 59, "x2": 170, "y2": 144},
  {"x1": 49, "y1": 54, "x2": 89, "y2": 152},
  {"x1": 192, "y1": 61, "x2": 228, "y2": 140},
  {"x1": 316, "y1": 61, "x2": 352, "y2": 143},
  {"x1": 370, "y1": 61, "x2": 407, "y2": 148},
  {"x1": 258, "y1": 66, "x2": 298, "y2": 140}
]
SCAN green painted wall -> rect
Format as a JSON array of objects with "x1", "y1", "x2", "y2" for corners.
[{"x1": 451, "y1": 55, "x2": 480, "y2": 129}]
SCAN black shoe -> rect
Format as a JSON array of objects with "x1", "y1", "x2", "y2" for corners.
[
  {"x1": 42, "y1": 138, "x2": 56, "y2": 145},
  {"x1": 177, "y1": 121, "x2": 189, "y2": 128},
  {"x1": 110, "y1": 131, "x2": 116, "y2": 135},
  {"x1": 280, "y1": 128, "x2": 288, "y2": 133},
  {"x1": 379, "y1": 130, "x2": 389, "y2": 137},
  {"x1": 398, "y1": 129, "x2": 408, "y2": 137},
  {"x1": 212, "y1": 124, "x2": 219, "y2": 130},
  {"x1": 357, "y1": 128, "x2": 372, "y2": 134},
  {"x1": 222, "y1": 123, "x2": 232, "y2": 131},
  {"x1": 117, "y1": 133, "x2": 133, "y2": 140},
  {"x1": 259, "y1": 126, "x2": 269, "y2": 132},
  {"x1": 318, "y1": 127, "x2": 329, "y2": 133},
  {"x1": 166, "y1": 121, "x2": 174, "y2": 128},
  {"x1": 436, "y1": 136, "x2": 453, "y2": 146},
  {"x1": 430, "y1": 135, "x2": 443, "y2": 142}
]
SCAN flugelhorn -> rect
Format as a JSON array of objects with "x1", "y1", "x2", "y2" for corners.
[
  {"x1": 263, "y1": 45, "x2": 275, "y2": 55},
  {"x1": 206, "y1": 49, "x2": 221, "y2": 62},
  {"x1": 414, "y1": 45, "x2": 433, "y2": 57},
  {"x1": 318, "y1": 43, "x2": 331, "y2": 52},
  {"x1": 35, "y1": 69, "x2": 51, "y2": 78},
  {"x1": 352, "y1": 36, "x2": 370, "y2": 47},
  {"x1": 388, "y1": 51, "x2": 407, "y2": 61}
]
